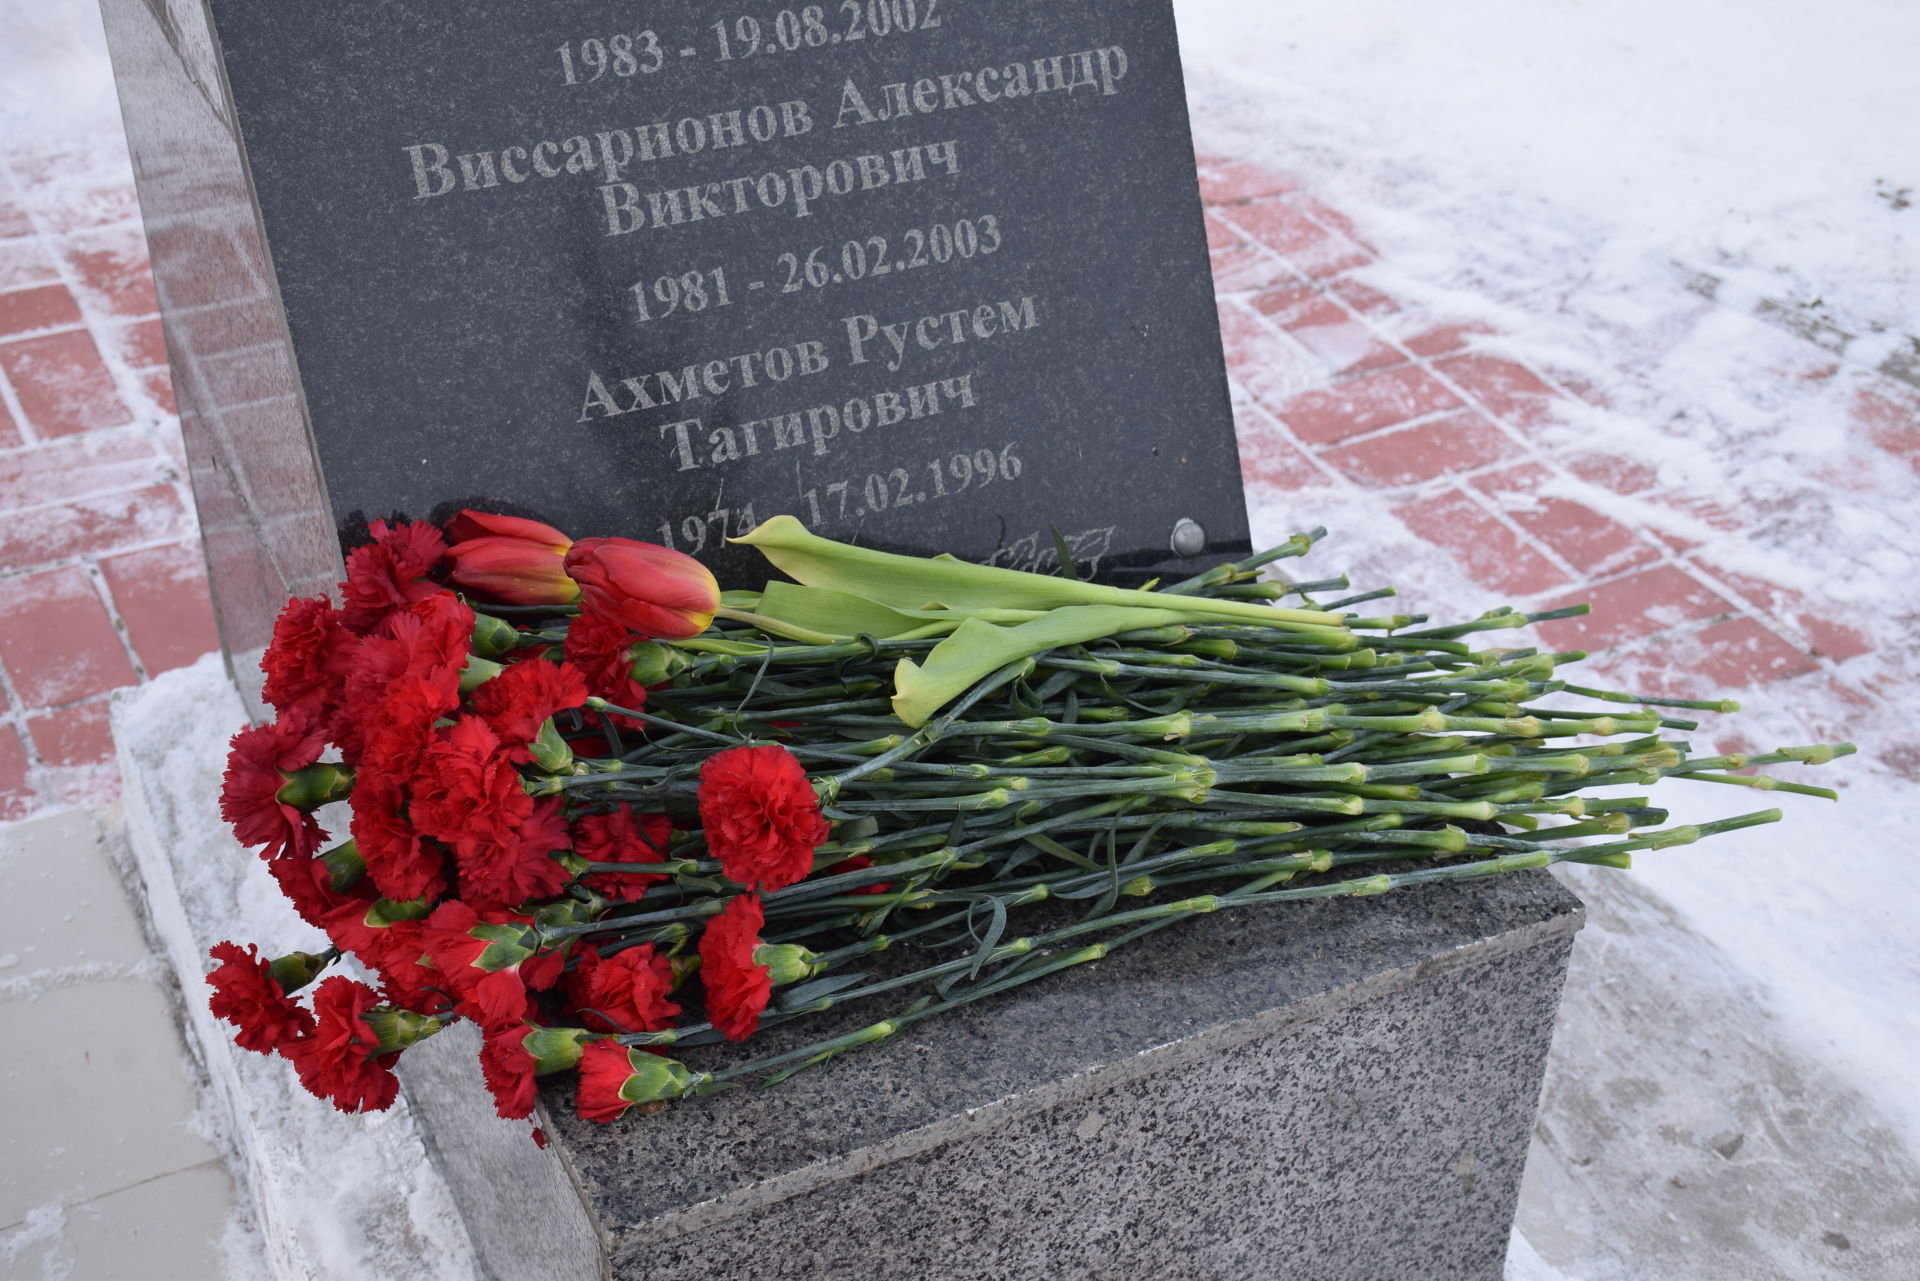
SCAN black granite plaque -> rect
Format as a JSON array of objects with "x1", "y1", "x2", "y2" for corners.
[{"x1": 201, "y1": 0, "x2": 1246, "y2": 584}]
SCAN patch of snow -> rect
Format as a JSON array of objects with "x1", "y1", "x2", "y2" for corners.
[
  {"x1": 1, "y1": 1204, "x2": 71, "y2": 1280},
  {"x1": 112, "y1": 656, "x2": 481, "y2": 1281},
  {"x1": 1175, "y1": 0, "x2": 1920, "y2": 337}
]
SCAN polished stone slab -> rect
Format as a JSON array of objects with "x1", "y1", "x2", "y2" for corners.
[
  {"x1": 406, "y1": 873, "x2": 1583, "y2": 1280},
  {"x1": 99, "y1": 1, "x2": 1249, "y2": 698}
]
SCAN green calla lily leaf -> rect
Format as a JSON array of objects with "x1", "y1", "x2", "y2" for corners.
[
  {"x1": 892, "y1": 605, "x2": 1191, "y2": 727},
  {"x1": 733, "y1": 515, "x2": 1350, "y2": 637}
]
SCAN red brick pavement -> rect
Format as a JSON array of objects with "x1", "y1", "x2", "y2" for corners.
[
  {"x1": 0, "y1": 155, "x2": 214, "y2": 820},
  {"x1": 0, "y1": 142, "x2": 1908, "y2": 819}
]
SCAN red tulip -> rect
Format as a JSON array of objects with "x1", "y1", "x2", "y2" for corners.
[
  {"x1": 445, "y1": 510, "x2": 579, "y2": 605},
  {"x1": 564, "y1": 538, "x2": 719, "y2": 639}
]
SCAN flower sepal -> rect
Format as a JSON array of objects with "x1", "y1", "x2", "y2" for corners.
[
  {"x1": 267, "y1": 950, "x2": 330, "y2": 995},
  {"x1": 360, "y1": 1006, "x2": 447, "y2": 1055},
  {"x1": 753, "y1": 943, "x2": 824, "y2": 988},
  {"x1": 275, "y1": 763, "x2": 354, "y2": 811}
]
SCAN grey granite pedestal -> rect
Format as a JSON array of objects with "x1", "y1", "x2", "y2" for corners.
[{"x1": 403, "y1": 874, "x2": 1582, "y2": 1281}]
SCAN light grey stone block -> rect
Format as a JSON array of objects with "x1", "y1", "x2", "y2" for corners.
[{"x1": 415, "y1": 875, "x2": 1581, "y2": 1281}]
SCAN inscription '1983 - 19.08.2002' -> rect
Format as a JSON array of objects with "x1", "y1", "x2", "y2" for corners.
[{"x1": 201, "y1": 0, "x2": 1252, "y2": 583}]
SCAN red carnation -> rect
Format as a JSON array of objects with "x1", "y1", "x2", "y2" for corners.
[
  {"x1": 573, "y1": 806, "x2": 672, "y2": 903},
  {"x1": 285, "y1": 977, "x2": 400, "y2": 1114},
  {"x1": 320, "y1": 901, "x2": 449, "y2": 1019},
  {"x1": 266, "y1": 849, "x2": 371, "y2": 928},
  {"x1": 409, "y1": 717, "x2": 533, "y2": 853},
  {"x1": 423, "y1": 900, "x2": 562, "y2": 1027},
  {"x1": 260, "y1": 596, "x2": 351, "y2": 721},
  {"x1": 699, "y1": 894, "x2": 772, "y2": 1042},
  {"x1": 349, "y1": 776, "x2": 447, "y2": 904},
  {"x1": 455, "y1": 797, "x2": 573, "y2": 911},
  {"x1": 340, "y1": 518, "x2": 449, "y2": 634},
  {"x1": 576, "y1": 1040, "x2": 646, "y2": 1124},
  {"x1": 471, "y1": 659, "x2": 589, "y2": 763},
  {"x1": 479, "y1": 1024, "x2": 542, "y2": 1120},
  {"x1": 334, "y1": 593, "x2": 472, "y2": 770},
  {"x1": 696, "y1": 745, "x2": 829, "y2": 892},
  {"x1": 563, "y1": 608, "x2": 650, "y2": 727},
  {"x1": 207, "y1": 941, "x2": 315, "y2": 1055},
  {"x1": 564, "y1": 945, "x2": 680, "y2": 1036},
  {"x1": 220, "y1": 708, "x2": 332, "y2": 861}
]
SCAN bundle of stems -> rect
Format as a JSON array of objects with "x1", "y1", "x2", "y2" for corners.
[{"x1": 532, "y1": 528, "x2": 1851, "y2": 1097}]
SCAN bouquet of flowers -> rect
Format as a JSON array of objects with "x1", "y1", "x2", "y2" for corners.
[{"x1": 207, "y1": 510, "x2": 1849, "y2": 1127}]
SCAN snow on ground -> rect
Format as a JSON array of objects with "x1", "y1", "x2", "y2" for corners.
[{"x1": 1174, "y1": 0, "x2": 1920, "y2": 338}]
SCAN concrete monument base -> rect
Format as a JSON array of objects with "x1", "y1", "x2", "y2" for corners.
[{"x1": 405, "y1": 869, "x2": 1582, "y2": 1280}]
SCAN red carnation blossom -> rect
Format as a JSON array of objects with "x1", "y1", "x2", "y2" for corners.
[
  {"x1": 471, "y1": 659, "x2": 589, "y2": 763},
  {"x1": 378, "y1": 929, "x2": 452, "y2": 1016},
  {"x1": 286, "y1": 977, "x2": 400, "y2": 1114},
  {"x1": 207, "y1": 941, "x2": 315, "y2": 1055},
  {"x1": 563, "y1": 608, "x2": 650, "y2": 728},
  {"x1": 696, "y1": 745, "x2": 830, "y2": 892},
  {"x1": 334, "y1": 593, "x2": 473, "y2": 770},
  {"x1": 576, "y1": 1040, "x2": 646, "y2": 1124},
  {"x1": 455, "y1": 797, "x2": 573, "y2": 911},
  {"x1": 265, "y1": 848, "x2": 372, "y2": 928},
  {"x1": 573, "y1": 806, "x2": 672, "y2": 903},
  {"x1": 260, "y1": 597, "x2": 352, "y2": 721},
  {"x1": 564, "y1": 945, "x2": 681, "y2": 1036},
  {"x1": 339, "y1": 519, "x2": 449, "y2": 634},
  {"x1": 479, "y1": 1024, "x2": 542, "y2": 1120},
  {"x1": 320, "y1": 902, "x2": 449, "y2": 1022},
  {"x1": 699, "y1": 894, "x2": 772, "y2": 1042},
  {"x1": 423, "y1": 900, "x2": 562, "y2": 1027},
  {"x1": 408, "y1": 717, "x2": 533, "y2": 854},
  {"x1": 349, "y1": 776, "x2": 447, "y2": 904},
  {"x1": 220, "y1": 708, "x2": 332, "y2": 861}
]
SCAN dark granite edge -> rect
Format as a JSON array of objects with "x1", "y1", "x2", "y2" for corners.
[{"x1": 613, "y1": 877, "x2": 1585, "y2": 1248}]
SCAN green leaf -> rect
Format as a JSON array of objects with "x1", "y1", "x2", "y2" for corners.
[
  {"x1": 756, "y1": 581, "x2": 955, "y2": 640},
  {"x1": 732, "y1": 516, "x2": 1350, "y2": 635},
  {"x1": 891, "y1": 605, "x2": 1189, "y2": 727}
]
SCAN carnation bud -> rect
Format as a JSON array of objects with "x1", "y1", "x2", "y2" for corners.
[
  {"x1": 267, "y1": 950, "x2": 329, "y2": 994},
  {"x1": 470, "y1": 612, "x2": 522, "y2": 660},
  {"x1": 523, "y1": 1027, "x2": 591, "y2": 1075},
  {"x1": 564, "y1": 538, "x2": 720, "y2": 640},
  {"x1": 615, "y1": 1050, "x2": 706, "y2": 1106},
  {"x1": 468, "y1": 920, "x2": 541, "y2": 972},
  {"x1": 752, "y1": 943, "x2": 823, "y2": 988},
  {"x1": 625, "y1": 641, "x2": 692, "y2": 687},
  {"x1": 367, "y1": 896, "x2": 433, "y2": 926},
  {"x1": 319, "y1": 839, "x2": 367, "y2": 892},
  {"x1": 459, "y1": 655, "x2": 506, "y2": 693},
  {"x1": 360, "y1": 1007, "x2": 446, "y2": 1055},
  {"x1": 445, "y1": 511, "x2": 580, "y2": 606},
  {"x1": 275, "y1": 763, "x2": 354, "y2": 811},
  {"x1": 529, "y1": 718, "x2": 573, "y2": 773}
]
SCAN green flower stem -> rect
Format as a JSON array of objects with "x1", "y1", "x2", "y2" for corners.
[
  {"x1": 636, "y1": 803, "x2": 1793, "y2": 1086},
  {"x1": 828, "y1": 659, "x2": 1037, "y2": 791},
  {"x1": 580, "y1": 860, "x2": 710, "y2": 878}
]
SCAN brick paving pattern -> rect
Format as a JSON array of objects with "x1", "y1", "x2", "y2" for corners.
[
  {"x1": 0, "y1": 141, "x2": 1911, "y2": 819},
  {"x1": 0, "y1": 150, "x2": 213, "y2": 821}
]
